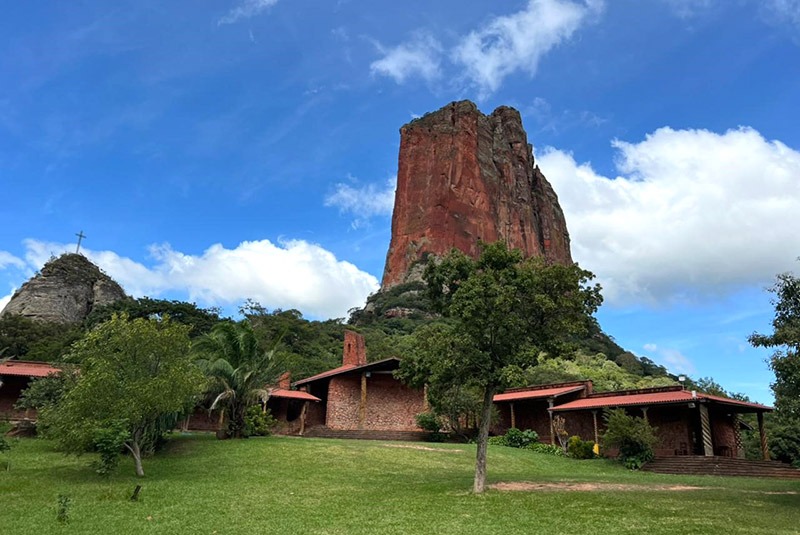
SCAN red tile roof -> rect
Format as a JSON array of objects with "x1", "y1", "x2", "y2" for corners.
[
  {"x1": 0, "y1": 360, "x2": 61, "y2": 378},
  {"x1": 493, "y1": 384, "x2": 587, "y2": 402},
  {"x1": 292, "y1": 357, "x2": 401, "y2": 387},
  {"x1": 552, "y1": 389, "x2": 772, "y2": 412},
  {"x1": 268, "y1": 388, "x2": 320, "y2": 402}
]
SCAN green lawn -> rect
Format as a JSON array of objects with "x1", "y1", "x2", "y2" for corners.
[{"x1": 1, "y1": 434, "x2": 799, "y2": 534}]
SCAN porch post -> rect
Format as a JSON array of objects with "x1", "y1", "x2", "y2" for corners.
[
  {"x1": 548, "y1": 399, "x2": 555, "y2": 445},
  {"x1": 732, "y1": 414, "x2": 744, "y2": 459},
  {"x1": 757, "y1": 412, "x2": 770, "y2": 461},
  {"x1": 699, "y1": 403, "x2": 714, "y2": 457},
  {"x1": 641, "y1": 407, "x2": 649, "y2": 423},
  {"x1": 592, "y1": 410, "x2": 599, "y2": 445},
  {"x1": 510, "y1": 402, "x2": 516, "y2": 429},
  {"x1": 359, "y1": 372, "x2": 367, "y2": 429},
  {"x1": 299, "y1": 401, "x2": 308, "y2": 436}
]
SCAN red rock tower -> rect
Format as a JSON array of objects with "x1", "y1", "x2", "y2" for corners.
[{"x1": 381, "y1": 100, "x2": 573, "y2": 288}]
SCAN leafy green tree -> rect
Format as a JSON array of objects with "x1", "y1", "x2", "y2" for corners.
[
  {"x1": 398, "y1": 242, "x2": 602, "y2": 493},
  {"x1": 85, "y1": 297, "x2": 222, "y2": 338},
  {"x1": 193, "y1": 321, "x2": 280, "y2": 438},
  {"x1": 749, "y1": 268, "x2": 800, "y2": 464},
  {"x1": 0, "y1": 315, "x2": 82, "y2": 361},
  {"x1": 39, "y1": 314, "x2": 203, "y2": 476}
]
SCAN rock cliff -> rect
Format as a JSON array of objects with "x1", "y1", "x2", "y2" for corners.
[
  {"x1": 0, "y1": 254, "x2": 127, "y2": 324},
  {"x1": 381, "y1": 100, "x2": 572, "y2": 288}
]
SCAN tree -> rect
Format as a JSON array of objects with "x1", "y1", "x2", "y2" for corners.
[
  {"x1": 85, "y1": 297, "x2": 222, "y2": 338},
  {"x1": 193, "y1": 321, "x2": 280, "y2": 438},
  {"x1": 750, "y1": 271, "x2": 800, "y2": 415},
  {"x1": 749, "y1": 268, "x2": 800, "y2": 464},
  {"x1": 39, "y1": 314, "x2": 203, "y2": 476},
  {"x1": 398, "y1": 242, "x2": 602, "y2": 493}
]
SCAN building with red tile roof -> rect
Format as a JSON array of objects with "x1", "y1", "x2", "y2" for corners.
[
  {"x1": 292, "y1": 330, "x2": 425, "y2": 434},
  {"x1": 0, "y1": 360, "x2": 61, "y2": 421}
]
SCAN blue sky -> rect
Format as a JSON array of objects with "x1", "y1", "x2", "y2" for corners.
[{"x1": 1, "y1": 0, "x2": 799, "y2": 403}]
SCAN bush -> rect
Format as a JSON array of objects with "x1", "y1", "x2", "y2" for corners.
[
  {"x1": 415, "y1": 412, "x2": 447, "y2": 442},
  {"x1": 504, "y1": 428, "x2": 539, "y2": 449},
  {"x1": 91, "y1": 420, "x2": 130, "y2": 476},
  {"x1": 488, "y1": 435, "x2": 507, "y2": 446},
  {"x1": 242, "y1": 406, "x2": 277, "y2": 437},
  {"x1": 602, "y1": 409, "x2": 657, "y2": 470},
  {"x1": 526, "y1": 442, "x2": 567, "y2": 456},
  {"x1": 567, "y1": 435, "x2": 596, "y2": 459}
]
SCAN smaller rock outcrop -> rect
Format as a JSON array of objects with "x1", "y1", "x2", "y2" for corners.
[{"x1": 0, "y1": 254, "x2": 127, "y2": 324}]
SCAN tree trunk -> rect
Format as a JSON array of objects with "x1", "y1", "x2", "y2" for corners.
[
  {"x1": 129, "y1": 440, "x2": 145, "y2": 477},
  {"x1": 473, "y1": 384, "x2": 496, "y2": 494}
]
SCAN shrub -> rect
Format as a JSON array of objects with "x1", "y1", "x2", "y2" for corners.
[
  {"x1": 504, "y1": 428, "x2": 539, "y2": 449},
  {"x1": 602, "y1": 409, "x2": 658, "y2": 470},
  {"x1": 415, "y1": 412, "x2": 447, "y2": 442},
  {"x1": 91, "y1": 420, "x2": 130, "y2": 476},
  {"x1": 567, "y1": 435, "x2": 596, "y2": 459},
  {"x1": 526, "y1": 442, "x2": 567, "y2": 457},
  {"x1": 242, "y1": 406, "x2": 277, "y2": 437},
  {"x1": 488, "y1": 435, "x2": 507, "y2": 446}
]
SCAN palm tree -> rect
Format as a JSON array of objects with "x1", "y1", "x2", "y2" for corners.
[{"x1": 192, "y1": 321, "x2": 278, "y2": 438}]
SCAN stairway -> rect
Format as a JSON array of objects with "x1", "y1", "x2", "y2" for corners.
[
  {"x1": 642, "y1": 456, "x2": 800, "y2": 479},
  {"x1": 302, "y1": 427, "x2": 428, "y2": 442}
]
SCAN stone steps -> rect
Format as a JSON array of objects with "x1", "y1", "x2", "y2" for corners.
[
  {"x1": 642, "y1": 456, "x2": 800, "y2": 479},
  {"x1": 302, "y1": 427, "x2": 428, "y2": 442}
]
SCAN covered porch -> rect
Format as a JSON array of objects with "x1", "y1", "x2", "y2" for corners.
[{"x1": 552, "y1": 386, "x2": 773, "y2": 459}]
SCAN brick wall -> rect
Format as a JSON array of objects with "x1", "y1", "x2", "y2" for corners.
[{"x1": 326, "y1": 373, "x2": 425, "y2": 431}]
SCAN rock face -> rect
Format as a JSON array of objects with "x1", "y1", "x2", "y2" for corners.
[
  {"x1": 381, "y1": 100, "x2": 573, "y2": 288},
  {"x1": 0, "y1": 254, "x2": 127, "y2": 324}
]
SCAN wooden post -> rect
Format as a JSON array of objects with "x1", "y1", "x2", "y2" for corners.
[
  {"x1": 641, "y1": 407, "x2": 649, "y2": 423},
  {"x1": 510, "y1": 402, "x2": 516, "y2": 429},
  {"x1": 592, "y1": 410, "x2": 599, "y2": 445},
  {"x1": 423, "y1": 385, "x2": 429, "y2": 412},
  {"x1": 548, "y1": 400, "x2": 555, "y2": 445},
  {"x1": 359, "y1": 372, "x2": 367, "y2": 429},
  {"x1": 299, "y1": 401, "x2": 308, "y2": 436},
  {"x1": 699, "y1": 403, "x2": 714, "y2": 457},
  {"x1": 757, "y1": 412, "x2": 770, "y2": 461}
]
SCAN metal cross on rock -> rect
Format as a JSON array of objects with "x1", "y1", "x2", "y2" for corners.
[{"x1": 75, "y1": 231, "x2": 86, "y2": 254}]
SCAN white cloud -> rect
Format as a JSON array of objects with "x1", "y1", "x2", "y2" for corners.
[
  {"x1": 324, "y1": 176, "x2": 396, "y2": 228},
  {"x1": 218, "y1": 0, "x2": 278, "y2": 25},
  {"x1": 0, "y1": 252, "x2": 25, "y2": 270},
  {"x1": 762, "y1": 0, "x2": 800, "y2": 30},
  {"x1": 452, "y1": 0, "x2": 603, "y2": 97},
  {"x1": 370, "y1": 33, "x2": 442, "y2": 84},
  {"x1": 0, "y1": 290, "x2": 13, "y2": 313},
  {"x1": 539, "y1": 126, "x2": 800, "y2": 305},
  {"x1": 642, "y1": 343, "x2": 696, "y2": 374},
  {"x1": 660, "y1": 0, "x2": 714, "y2": 18},
  {"x1": 21, "y1": 238, "x2": 378, "y2": 319}
]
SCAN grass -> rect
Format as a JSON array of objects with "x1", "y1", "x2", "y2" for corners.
[{"x1": 1, "y1": 434, "x2": 799, "y2": 534}]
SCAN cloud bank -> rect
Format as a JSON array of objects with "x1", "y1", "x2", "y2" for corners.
[
  {"x1": 324, "y1": 176, "x2": 396, "y2": 228},
  {"x1": 539, "y1": 126, "x2": 800, "y2": 305},
  {"x1": 371, "y1": 0, "x2": 602, "y2": 97},
  {"x1": 20, "y1": 238, "x2": 379, "y2": 319},
  {"x1": 218, "y1": 0, "x2": 278, "y2": 25}
]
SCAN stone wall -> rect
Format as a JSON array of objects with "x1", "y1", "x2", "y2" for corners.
[{"x1": 326, "y1": 373, "x2": 424, "y2": 431}]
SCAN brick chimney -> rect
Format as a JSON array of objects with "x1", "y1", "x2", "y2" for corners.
[
  {"x1": 277, "y1": 372, "x2": 291, "y2": 389},
  {"x1": 342, "y1": 330, "x2": 367, "y2": 367}
]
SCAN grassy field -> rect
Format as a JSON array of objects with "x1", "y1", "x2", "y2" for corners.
[{"x1": 1, "y1": 434, "x2": 799, "y2": 534}]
